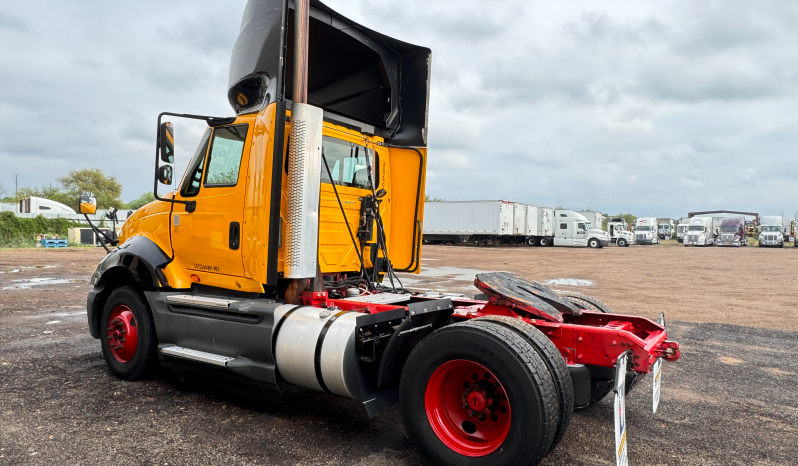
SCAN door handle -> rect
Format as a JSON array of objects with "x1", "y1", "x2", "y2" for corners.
[{"x1": 229, "y1": 222, "x2": 240, "y2": 250}]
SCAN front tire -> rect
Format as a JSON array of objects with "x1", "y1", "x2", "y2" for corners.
[
  {"x1": 588, "y1": 238, "x2": 600, "y2": 249},
  {"x1": 100, "y1": 286, "x2": 159, "y2": 381},
  {"x1": 617, "y1": 238, "x2": 628, "y2": 248},
  {"x1": 400, "y1": 320, "x2": 558, "y2": 466}
]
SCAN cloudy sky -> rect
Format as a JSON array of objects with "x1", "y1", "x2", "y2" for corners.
[{"x1": 2, "y1": 0, "x2": 797, "y2": 218}]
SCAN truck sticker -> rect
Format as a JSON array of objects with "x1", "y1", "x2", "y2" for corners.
[{"x1": 193, "y1": 263, "x2": 220, "y2": 272}]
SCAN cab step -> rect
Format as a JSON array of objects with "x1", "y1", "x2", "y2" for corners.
[
  {"x1": 165, "y1": 294, "x2": 238, "y2": 309},
  {"x1": 161, "y1": 346, "x2": 235, "y2": 366}
]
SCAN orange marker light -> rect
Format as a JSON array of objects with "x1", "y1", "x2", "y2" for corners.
[{"x1": 191, "y1": 274, "x2": 200, "y2": 283}]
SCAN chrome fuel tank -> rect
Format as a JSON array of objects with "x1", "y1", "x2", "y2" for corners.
[{"x1": 273, "y1": 305, "x2": 362, "y2": 399}]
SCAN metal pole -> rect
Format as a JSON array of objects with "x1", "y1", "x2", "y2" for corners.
[{"x1": 293, "y1": 0, "x2": 310, "y2": 104}]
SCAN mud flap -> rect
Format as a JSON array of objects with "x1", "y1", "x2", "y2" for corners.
[
  {"x1": 614, "y1": 350, "x2": 630, "y2": 466},
  {"x1": 653, "y1": 312, "x2": 666, "y2": 413}
]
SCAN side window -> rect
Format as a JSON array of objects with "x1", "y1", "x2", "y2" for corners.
[
  {"x1": 578, "y1": 223, "x2": 585, "y2": 230},
  {"x1": 560, "y1": 223, "x2": 568, "y2": 229},
  {"x1": 320, "y1": 136, "x2": 376, "y2": 189},
  {"x1": 204, "y1": 124, "x2": 249, "y2": 186},
  {"x1": 181, "y1": 128, "x2": 212, "y2": 197}
]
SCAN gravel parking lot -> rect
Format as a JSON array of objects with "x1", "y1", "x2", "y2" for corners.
[{"x1": 1, "y1": 245, "x2": 797, "y2": 465}]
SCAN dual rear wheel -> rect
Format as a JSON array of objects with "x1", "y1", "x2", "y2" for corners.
[{"x1": 400, "y1": 319, "x2": 572, "y2": 466}]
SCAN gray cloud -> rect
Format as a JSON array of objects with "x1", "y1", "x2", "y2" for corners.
[{"x1": 0, "y1": 0, "x2": 796, "y2": 219}]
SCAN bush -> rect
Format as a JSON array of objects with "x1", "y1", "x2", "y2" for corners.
[{"x1": 0, "y1": 211, "x2": 81, "y2": 247}]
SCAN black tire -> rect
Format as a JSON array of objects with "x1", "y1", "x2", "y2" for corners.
[
  {"x1": 528, "y1": 237, "x2": 537, "y2": 247},
  {"x1": 556, "y1": 290, "x2": 614, "y2": 315},
  {"x1": 474, "y1": 316, "x2": 573, "y2": 453},
  {"x1": 100, "y1": 286, "x2": 159, "y2": 381},
  {"x1": 539, "y1": 237, "x2": 550, "y2": 247},
  {"x1": 588, "y1": 238, "x2": 599, "y2": 249},
  {"x1": 400, "y1": 320, "x2": 558, "y2": 466},
  {"x1": 617, "y1": 238, "x2": 627, "y2": 248}
]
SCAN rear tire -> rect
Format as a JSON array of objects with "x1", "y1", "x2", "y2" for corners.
[
  {"x1": 100, "y1": 286, "x2": 159, "y2": 381},
  {"x1": 400, "y1": 320, "x2": 558, "y2": 466},
  {"x1": 527, "y1": 237, "x2": 537, "y2": 247},
  {"x1": 539, "y1": 237, "x2": 550, "y2": 247},
  {"x1": 474, "y1": 316, "x2": 573, "y2": 453}
]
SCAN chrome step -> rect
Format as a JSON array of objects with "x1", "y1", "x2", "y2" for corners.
[
  {"x1": 340, "y1": 292, "x2": 409, "y2": 304},
  {"x1": 165, "y1": 294, "x2": 238, "y2": 309},
  {"x1": 161, "y1": 346, "x2": 235, "y2": 366}
]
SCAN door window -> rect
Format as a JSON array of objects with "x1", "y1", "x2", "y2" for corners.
[
  {"x1": 320, "y1": 136, "x2": 376, "y2": 190},
  {"x1": 204, "y1": 124, "x2": 249, "y2": 187},
  {"x1": 180, "y1": 129, "x2": 212, "y2": 197},
  {"x1": 578, "y1": 223, "x2": 586, "y2": 231}
]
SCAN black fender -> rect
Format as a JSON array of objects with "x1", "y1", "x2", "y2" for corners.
[{"x1": 86, "y1": 236, "x2": 171, "y2": 338}]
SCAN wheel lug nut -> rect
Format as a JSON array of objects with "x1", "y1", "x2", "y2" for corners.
[
  {"x1": 490, "y1": 414, "x2": 498, "y2": 421},
  {"x1": 483, "y1": 372, "x2": 491, "y2": 379},
  {"x1": 471, "y1": 373, "x2": 478, "y2": 380}
]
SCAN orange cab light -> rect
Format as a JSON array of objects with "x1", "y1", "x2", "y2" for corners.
[{"x1": 191, "y1": 274, "x2": 200, "y2": 282}]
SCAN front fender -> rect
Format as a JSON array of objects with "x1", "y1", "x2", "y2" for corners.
[{"x1": 86, "y1": 236, "x2": 171, "y2": 338}]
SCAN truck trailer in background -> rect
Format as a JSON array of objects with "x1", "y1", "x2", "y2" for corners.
[
  {"x1": 524, "y1": 206, "x2": 555, "y2": 246},
  {"x1": 759, "y1": 215, "x2": 785, "y2": 247},
  {"x1": 17, "y1": 196, "x2": 76, "y2": 215},
  {"x1": 577, "y1": 211, "x2": 605, "y2": 232},
  {"x1": 716, "y1": 217, "x2": 748, "y2": 246},
  {"x1": 684, "y1": 217, "x2": 714, "y2": 246}
]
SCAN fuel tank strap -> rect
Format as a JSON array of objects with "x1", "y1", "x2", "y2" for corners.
[{"x1": 314, "y1": 310, "x2": 349, "y2": 394}]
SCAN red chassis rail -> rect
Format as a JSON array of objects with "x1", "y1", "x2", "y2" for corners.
[{"x1": 306, "y1": 292, "x2": 680, "y2": 375}]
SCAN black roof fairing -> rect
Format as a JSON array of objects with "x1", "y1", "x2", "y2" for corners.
[{"x1": 228, "y1": 0, "x2": 431, "y2": 147}]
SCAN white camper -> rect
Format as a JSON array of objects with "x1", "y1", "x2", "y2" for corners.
[
  {"x1": 758, "y1": 215, "x2": 785, "y2": 248},
  {"x1": 634, "y1": 217, "x2": 660, "y2": 244},
  {"x1": 683, "y1": 217, "x2": 714, "y2": 246}
]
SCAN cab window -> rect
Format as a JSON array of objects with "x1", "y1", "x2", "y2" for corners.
[
  {"x1": 577, "y1": 223, "x2": 586, "y2": 230},
  {"x1": 180, "y1": 128, "x2": 212, "y2": 197},
  {"x1": 204, "y1": 124, "x2": 248, "y2": 186},
  {"x1": 321, "y1": 136, "x2": 377, "y2": 189}
]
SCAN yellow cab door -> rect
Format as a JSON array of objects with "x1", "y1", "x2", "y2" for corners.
[
  {"x1": 385, "y1": 146, "x2": 426, "y2": 273},
  {"x1": 317, "y1": 132, "x2": 380, "y2": 273},
  {"x1": 172, "y1": 122, "x2": 252, "y2": 279}
]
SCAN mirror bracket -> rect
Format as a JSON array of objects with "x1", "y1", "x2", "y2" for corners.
[{"x1": 185, "y1": 201, "x2": 196, "y2": 213}]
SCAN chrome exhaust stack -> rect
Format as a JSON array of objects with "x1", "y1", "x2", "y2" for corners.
[{"x1": 284, "y1": 0, "x2": 322, "y2": 280}]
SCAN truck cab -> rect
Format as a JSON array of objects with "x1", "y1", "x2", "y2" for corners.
[
  {"x1": 634, "y1": 217, "x2": 660, "y2": 244},
  {"x1": 607, "y1": 217, "x2": 633, "y2": 247},
  {"x1": 683, "y1": 217, "x2": 714, "y2": 246},
  {"x1": 716, "y1": 217, "x2": 747, "y2": 246},
  {"x1": 658, "y1": 220, "x2": 674, "y2": 240},
  {"x1": 553, "y1": 210, "x2": 609, "y2": 248},
  {"x1": 676, "y1": 223, "x2": 689, "y2": 243},
  {"x1": 759, "y1": 216, "x2": 785, "y2": 247}
]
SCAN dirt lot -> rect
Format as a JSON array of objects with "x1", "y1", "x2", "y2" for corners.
[{"x1": 1, "y1": 245, "x2": 797, "y2": 465}]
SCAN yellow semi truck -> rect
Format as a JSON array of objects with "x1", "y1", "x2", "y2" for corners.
[{"x1": 81, "y1": 1, "x2": 679, "y2": 465}]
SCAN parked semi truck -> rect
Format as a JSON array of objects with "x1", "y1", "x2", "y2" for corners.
[
  {"x1": 553, "y1": 210, "x2": 610, "y2": 248},
  {"x1": 759, "y1": 215, "x2": 785, "y2": 247},
  {"x1": 658, "y1": 219, "x2": 674, "y2": 239},
  {"x1": 79, "y1": 2, "x2": 679, "y2": 465},
  {"x1": 676, "y1": 217, "x2": 690, "y2": 243},
  {"x1": 715, "y1": 217, "x2": 748, "y2": 246},
  {"x1": 607, "y1": 217, "x2": 633, "y2": 247},
  {"x1": 684, "y1": 217, "x2": 714, "y2": 246},
  {"x1": 634, "y1": 217, "x2": 661, "y2": 244}
]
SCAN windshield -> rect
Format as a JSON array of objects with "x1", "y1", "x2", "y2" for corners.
[
  {"x1": 688, "y1": 225, "x2": 705, "y2": 231},
  {"x1": 678, "y1": 226, "x2": 687, "y2": 232},
  {"x1": 761, "y1": 226, "x2": 782, "y2": 232},
  {"x1": 720, "y1": 226, "x2": 739, "y2": 232},
  {"x1": 634, "y1": 226, "x2": 651, "y2": 231},
  {"x1": 584, "y1": 222, "x2": 593, "y2": 230}
]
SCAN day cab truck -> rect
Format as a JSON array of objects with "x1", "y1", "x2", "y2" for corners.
[
  {"x1": 658, "y1": 219, "x2": 674, "y2": 240},
  {"x1": 683, "y1": 217, "x2": 714, "y2": 246},
  {"x1": 715, "y1": 217, "x2": 748, "y2": 247},
  {"x1": 607, "y1": 217, "x2": 634, "y2": 247},
  {"x1": 759, "y1": 215, "x2": 785, "y2": 247},
  {"x1": 676, "y1": 216, "x2": 690, "y2": 243},
  {"x1": 634, "y1": 217, "x2": 660, "y2": 244},
  {"x1": 78, "y1": 2, "x2": 679, "y2": 465}
]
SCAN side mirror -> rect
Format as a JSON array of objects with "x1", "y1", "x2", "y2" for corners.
[
  {"x1": 160, "y1": 122, "x2": 174, "y2": 163},
  {"x1": 376, "y1": 188, "x2": 387, "y2": 198},
  {"x1": 158, "y1": 165, "x2": 173, "y2": 185},
  {"x1": 79, "y1": 194, "x2": 97, "y2": 214}
]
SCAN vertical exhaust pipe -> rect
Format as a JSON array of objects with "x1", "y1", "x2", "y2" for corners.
[{"x1": 285, "y1": 0, "x2": 323, "y2": 280}]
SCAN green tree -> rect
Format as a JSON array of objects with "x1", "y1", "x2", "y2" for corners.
[
  {"x1": 124, "y1": 192, "x2": 156, "y2": 210},
  {"x1": 425, "y1": 194, "x2": 445, "y2": 202},
  {"x1": 58, "y1": 169, "x2": 123, "y2": 211}
]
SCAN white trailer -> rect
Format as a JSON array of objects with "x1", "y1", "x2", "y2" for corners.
[
  {"x1": 684, "y1": 217, "x2": 714, "y2": 246},
  {"x1": 525, "y1": 206, "x2": 555, "y2": 246},
  {"x1": 422, "y1": 200, "x2": 523, "y2": 245},
  {"x1": 512, "y1": 203, "x2": 527, "y2": 236}
]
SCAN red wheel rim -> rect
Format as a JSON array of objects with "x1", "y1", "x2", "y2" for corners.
[
  {"x1": 425, "y1": 360, "x2": 512, "y2": 457},
  {"x1": 106, "y1": 305, "x2": 138, "y2": 363}
]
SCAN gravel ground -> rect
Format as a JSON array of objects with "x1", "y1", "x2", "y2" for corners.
[{"x1": 1, "y1": 246, "x2": 797, "y2": 465}]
